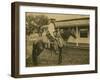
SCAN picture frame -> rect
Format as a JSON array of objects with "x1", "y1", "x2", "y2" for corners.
[{"x1": 11, "y1": 2, "x2": 98, "y2": 78}]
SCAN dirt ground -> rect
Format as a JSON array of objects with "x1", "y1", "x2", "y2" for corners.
[{"x1": 26, "y1": 47, "x2": 89, "y2": 67}]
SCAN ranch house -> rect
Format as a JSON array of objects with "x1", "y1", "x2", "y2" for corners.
[{"x1": 55, "y1": 17, "x2": 89, "y2": 48}]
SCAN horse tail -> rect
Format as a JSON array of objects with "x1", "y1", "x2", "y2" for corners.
[
  {"x1": 32, "y1": 42, "x2": 38, "y2": 65},
  {"x1": 32, "y1": 41, "x2": 44, "y2": 66}
]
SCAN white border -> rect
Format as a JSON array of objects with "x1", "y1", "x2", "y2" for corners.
[{"x1": 19, "y1": 5, "x2": 95, "y2": 74}]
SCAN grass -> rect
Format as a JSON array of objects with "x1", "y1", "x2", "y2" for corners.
[{"x1": 26, "y1": 47, "x2": 89, "y2": 67}]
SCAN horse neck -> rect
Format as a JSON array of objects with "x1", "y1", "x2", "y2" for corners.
[{"x1": 61, "y1": 31, "x2": 70, "y2": 41}]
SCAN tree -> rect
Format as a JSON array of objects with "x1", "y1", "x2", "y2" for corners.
[{"x1": 26, "y1": 14, "x2": 48, "y2": 35}]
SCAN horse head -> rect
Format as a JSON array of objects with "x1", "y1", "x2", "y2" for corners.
[
  {"x1": 70, "y1": 28, "x2": 76, "y2": 39},
  {"x1": 60, "y1": 28, "x2": 76, "y2": 41}
]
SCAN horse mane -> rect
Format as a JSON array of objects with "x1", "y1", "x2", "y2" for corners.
[{"x1": 45, "y1": 31, "x2": 55, "y2": 42}]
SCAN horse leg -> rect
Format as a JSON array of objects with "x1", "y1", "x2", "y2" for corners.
[
  {"x1": 32, "y1": 43, "x2": 38, "y2": 66},
  {"x1": 32, "y1": 41, "x2": 44, "y2": 66},
  {"x1": 58, "y1": 48, "x2": 62, "y2": 64}
]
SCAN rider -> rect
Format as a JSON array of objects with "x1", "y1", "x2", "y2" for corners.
[
  {"x1": 47, "y1": 18, "x2": 65, "y2": 52},
  {"x1": 47, "y1": 18, "x2": 56, "y2": 39},
  {"x1": 47, "y1": 18, "x2": 57, "y2": 48},
  {"x1": 41, "y1": 18, "x2": 56, "y2": 49},
  {"x1": 42, "y1": 18, "x2": 65, "y2": 50},
  {"x1": 42, "y1": 25, "x2": 50, "y2": 48}
]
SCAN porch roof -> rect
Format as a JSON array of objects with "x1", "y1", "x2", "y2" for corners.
[{"x1": 55, "y1": 18, "x2": 89, "y2": 28}]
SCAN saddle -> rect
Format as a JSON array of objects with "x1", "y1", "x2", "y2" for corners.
[{"x1": 45, "y1": 31, "x2": 64, "y2": 49}]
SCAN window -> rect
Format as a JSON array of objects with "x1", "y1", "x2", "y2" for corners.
[{"x1": 79, "y1": 28, "x2": 88, "y2": 38}]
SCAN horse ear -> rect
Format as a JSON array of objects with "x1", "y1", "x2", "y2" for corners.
[
  {"x1": 71, "y1": 28, "x2": 75, "y2": 34},
  {"x1": 71, "y1": 28, "x2": 76, "y2": 39}
]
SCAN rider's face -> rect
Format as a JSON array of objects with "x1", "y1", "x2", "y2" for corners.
[{"x1": 51, "y1": 20, "x2": 55, "y2": 23}]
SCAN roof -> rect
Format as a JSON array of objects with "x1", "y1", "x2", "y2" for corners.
[{"x1": 55, "y1": 17, "x2": 89, "y2": 28}]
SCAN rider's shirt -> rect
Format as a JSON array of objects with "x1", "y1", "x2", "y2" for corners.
[
  {"x1": 42, "y1": 31, "x2": 49, "y2": 43},
  {"x1": 47, "y1": 23, "x2": 55, "y2": 38}
]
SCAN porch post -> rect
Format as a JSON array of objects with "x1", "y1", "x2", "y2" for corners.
[{"x1": 76, "y1": 26, "x2": 79, "y2": 46}]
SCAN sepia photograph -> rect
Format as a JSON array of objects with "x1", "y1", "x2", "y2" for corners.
[
  {"x1": 11, "y1": 2, "x2": 97, "y2": 77},
  {"x1": 26, "y1": 12, "x2": 90, "y2": 67}
]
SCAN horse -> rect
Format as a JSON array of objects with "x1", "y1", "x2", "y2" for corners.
[{"x1": 31, "y1": 28, "x2": 76, "y2": 66}]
